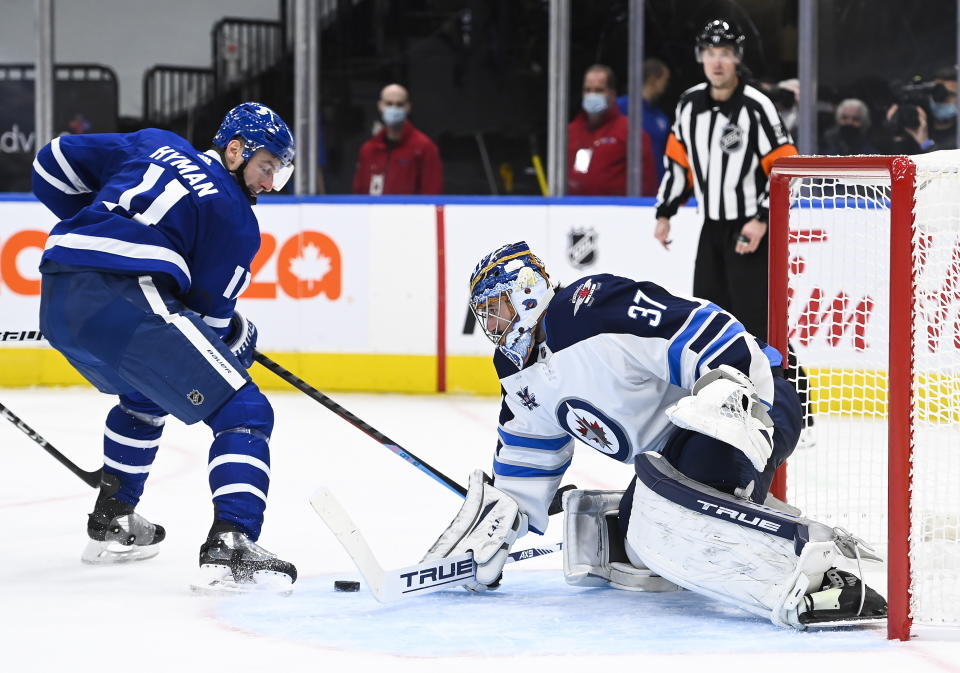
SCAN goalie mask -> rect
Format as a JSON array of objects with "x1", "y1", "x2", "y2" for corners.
[{"x1": 469, "y1": 242, "x2": 554, "y2": 369}]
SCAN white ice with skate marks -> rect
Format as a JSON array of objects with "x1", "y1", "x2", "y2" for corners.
[
  {"x1": 214, "y1": 570, "x2": 893, "y2": 657},
  {"x1": 3, "y1": 388, "x2": 960, "y2": 673}
]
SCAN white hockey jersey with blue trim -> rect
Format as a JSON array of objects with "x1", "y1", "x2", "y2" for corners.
[{"x1": 491, "y1": 274, "x2": 782, "y2": 534}]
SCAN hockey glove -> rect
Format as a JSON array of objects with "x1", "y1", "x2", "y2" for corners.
[
  {"x1": 422, "y1": 469, "x2": 528, "y2": 592},
  {"x1": 666, "y1": 365, "x2": 775, "y2": 472},
  {"x1": 225, "y1": 311, "x2": 258, "y2": 369}
]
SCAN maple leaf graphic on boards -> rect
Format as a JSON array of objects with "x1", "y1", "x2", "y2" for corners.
[{"x1": 288, "y1": 242, "x2": 332, "y2": 291}]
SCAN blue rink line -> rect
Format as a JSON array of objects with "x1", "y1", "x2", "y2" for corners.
[{"x1": 213, "y1": 570, "x2": 893, "y2": 657}]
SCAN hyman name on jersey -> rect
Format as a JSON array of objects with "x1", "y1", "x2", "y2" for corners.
[{"x1": 149, "y1": 146, "x2": 219, "y2": 197}]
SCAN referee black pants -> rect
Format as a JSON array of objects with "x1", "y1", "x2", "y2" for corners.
[{"x1": 693, "y1": 217, "x2": 769, "y2": 340}]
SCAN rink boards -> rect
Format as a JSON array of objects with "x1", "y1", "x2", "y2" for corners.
[
  {"x1": 0, "y1": 195, "x2": 704, "y2": 393},
  {"x1": 0, "y1": 194, "x2": 898, "y2": 399}
]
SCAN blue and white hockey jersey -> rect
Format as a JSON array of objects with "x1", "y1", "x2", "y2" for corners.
[
  {"x1": 33, "y1": 129, "x2": 260, "y2": 330},
  {"x1": 492, "y1": 274, "x2": 783, "y2": 533}
]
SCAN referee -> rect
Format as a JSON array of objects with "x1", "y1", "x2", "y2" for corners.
[{"x1": 653, "y1": 19, "x2": 797, "y2": 340}]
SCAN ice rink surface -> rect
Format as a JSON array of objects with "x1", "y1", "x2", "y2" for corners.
[{"x1": 3, "y1": 386, "x2": 960, "y2": 673}]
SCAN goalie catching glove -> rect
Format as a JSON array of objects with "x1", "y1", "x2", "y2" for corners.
[
  {"x1": 666, "y1": 365, "x2": 775, "y2": 472},
  {"x1": 422, "y1": 470, "x2": 528, "y2": 592}
]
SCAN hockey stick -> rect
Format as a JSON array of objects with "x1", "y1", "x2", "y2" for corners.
[
  {"x1": 254, "y1": 350, "x2": 574, "y2": 514},
  {"x1": 0, "y1": 400, "x2": 117, "y2": 493},
  {"x1": 310, "y1": 486, "x2": 561, "y2": 602},
  {"x1": 253, "y1": 350, "x2": 468, "y2": 498}
]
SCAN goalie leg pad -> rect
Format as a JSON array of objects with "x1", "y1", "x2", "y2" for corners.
[
  {"x1": 624, "y1": 451, "x2": 886, "y2": 628},
  {"x1": 562, "y1": 489, "x2": 680, "y2": 592}
]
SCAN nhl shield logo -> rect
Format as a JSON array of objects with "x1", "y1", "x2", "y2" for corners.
[
  {"x1": 567, "y1": 228, "x2": 597, "y2": 269},
  {"x1": 719, "y1": 123, "x2": 744, "y2": 153},
  {"x1": 187, "y1": 389, "x2": 204, "y2": 406}
]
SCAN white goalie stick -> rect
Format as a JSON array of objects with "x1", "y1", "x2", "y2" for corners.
[{"x1": 310, "y1": 486, "x2": 561, "y2": 603}]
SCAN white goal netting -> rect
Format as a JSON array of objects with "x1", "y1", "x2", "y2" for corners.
[{"x1": 780, "y1": 152, "x2": 960, "y2": 628}]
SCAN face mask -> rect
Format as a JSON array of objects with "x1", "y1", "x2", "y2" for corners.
[
  {"x1": 382, "y1": 105, "x2": 406, "y2": 126},
  {"x1": 930, "y1": 101, "x2": 957, "y2": 123},
  {"x1": 582, "y1": 93, "x2": 608, "y2": 116},
  {"x1": 838, "y1": 124, "x2": 864, "y2": 143}
]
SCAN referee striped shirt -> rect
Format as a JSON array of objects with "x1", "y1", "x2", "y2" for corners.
[{"x1": 655, "y1": 80, "x2": 797, "y2": 223}]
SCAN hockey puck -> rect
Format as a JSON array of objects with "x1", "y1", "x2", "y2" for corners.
[{"x1": 334, "y1": 580, "x2": 360, "y2": 592}]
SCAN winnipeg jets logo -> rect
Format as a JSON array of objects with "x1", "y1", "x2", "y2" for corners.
[
  {"x1": 517, "y1": 386, "x2": 539, "y2": 410},
  {"x1": 571, "y1": 279, "x2": 601, "y2": 315},
  {"x1": 556, "y1": 398, "x2": 631, "y2": 461},
  {"x1": 572, "y1": 412, "x2": 612, "y2": 450}
]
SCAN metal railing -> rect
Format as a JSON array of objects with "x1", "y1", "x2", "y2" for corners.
[
  {"x1": 143, "y1": 65, "x2": 215, "y2": 127},
  {"x1": 212, "y1": 18, "x2": 285, "y2": 93}
]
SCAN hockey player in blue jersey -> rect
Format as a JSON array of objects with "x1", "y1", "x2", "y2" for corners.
[
  {"x1": 424, "y1": 241, "x2": 886, "y2": 628},
  {"x1": 32, "y1": 102, "x2": 297, "y2": 591}
]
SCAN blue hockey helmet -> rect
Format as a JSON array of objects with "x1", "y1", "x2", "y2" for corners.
[
  {"x1": 695, "y1": 19, "x2": 745, "y2": 62},
  {"x1": 213, "y1": 102, "x2": 295, "y2": 190},
  {"x1": 469, "y1": 241, "x2": 554, "y2": 369}
]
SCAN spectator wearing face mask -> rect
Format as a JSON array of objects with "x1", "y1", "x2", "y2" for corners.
[
  {"x1": 567, "y1": 64, "x2": 657, "y2": 196},
  {"x1": 352, "y1": 83, "x2": 443, "y2": 195},
  {"x1": 821, "y1": 98, "x2": 879, "y2": 155},
  {"x1": 929, "y1": 67, "x2": 958, "y2": 150}
]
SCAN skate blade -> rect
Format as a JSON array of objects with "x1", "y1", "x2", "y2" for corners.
[
  {"x1": 799, "y1": 615, "x2": 887, "y2": 628},
  {"x1": 81, "y1": 539, "x2": 160, "y2": 565},
  {"x1": 189, "y1": 564, "x2": 294, "y2": 596}
]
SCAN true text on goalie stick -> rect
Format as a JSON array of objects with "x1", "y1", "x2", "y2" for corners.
[{"x1": 310, "y1": 486, "x2": 561, "y2": 603}]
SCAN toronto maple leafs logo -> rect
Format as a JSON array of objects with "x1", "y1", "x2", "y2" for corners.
[{"x1": 517, "y1": 386, "x2": 539, "y2": 410}]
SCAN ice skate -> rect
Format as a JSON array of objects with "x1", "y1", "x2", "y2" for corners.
[
  {"x1": 797, "y1": 568, "x2": 887, "y2": 627},
  {"x1": 82, "y1": 496, "x2": 166, "y2": 565},
  {"x1": 190, "y1": 522, "x2": 297, "y2": 594}
]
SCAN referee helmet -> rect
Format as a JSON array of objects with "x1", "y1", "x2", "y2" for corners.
[{"x1": 695, "y1": 19, "x2": 745, "y2": 62}]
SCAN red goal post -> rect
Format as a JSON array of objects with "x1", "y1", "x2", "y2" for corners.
[{"x1": 768, "y1": 154, "x2": 960, "y2": 641}]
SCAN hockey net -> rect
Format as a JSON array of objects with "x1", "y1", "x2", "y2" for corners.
[{"x1": 768, "y1": 153, "x2": 960, "y2": 640}]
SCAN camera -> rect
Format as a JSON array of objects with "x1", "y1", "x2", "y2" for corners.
[{"x1": 890, "y1": 79, "x2": 949, "y2": 132}]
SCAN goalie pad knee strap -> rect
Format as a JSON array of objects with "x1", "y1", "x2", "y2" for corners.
[
  {"x1": 562, "y1": 489, "x2": 679, "y2": 592},
  {"x1": 625, "y1": 451, "x2": 853, "y2": 628}
]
